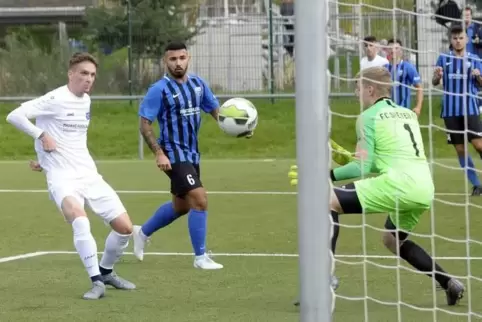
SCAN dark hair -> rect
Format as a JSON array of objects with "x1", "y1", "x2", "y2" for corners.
[
  {"x1": 363, "y1": 36, "x2": 377, "y2": 43},
  {"x1": 464, "y1": 6, "x2": 473, "y2": 15},
  {"x1": 164, "y1": 41, "x2": 187, "y2": 53},
  {"x1": 449, "y1": 23, "x2": 464, "y2": 35},
  {"x1": 69, "y1": 52, "x2": 98, "y2": 69},
  {"x1": 387, "y1": 38, "x2": 402, "y2": 46}
]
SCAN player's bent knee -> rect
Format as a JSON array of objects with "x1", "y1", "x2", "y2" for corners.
[
  {"x1": 382, "y1": 232, "x2": 398, "y2": 254},
  {"x1": 109, "y1": 212, "x2": 133, "y2": 235},
  {"x1": 382, "y1": 231, "x2": 407, "y2": 255},
  {"x1": 61, "y1": 196, "x2": 87, "y2": 223},
  {"x1": 172, "y1": 196, "x2": 190, "y2": 215},
  {"x1": 187, "y1": 187, "x2": 208, "y2": 211}
]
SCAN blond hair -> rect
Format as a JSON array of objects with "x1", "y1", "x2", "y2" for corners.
[{"x1": 356, "y1": 66, "x2": 392, "y2": 97}]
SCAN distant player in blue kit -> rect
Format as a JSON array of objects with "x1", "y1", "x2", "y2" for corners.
[
  {"x1": 133, "y1": 41, "x2": 234, "y2": 269},
  {"x1": 433, "y1": 24, "x2": 482, "y2": 195},
  {"x1": 384, "y1": 38, "x2": 423, "y2": 115}
]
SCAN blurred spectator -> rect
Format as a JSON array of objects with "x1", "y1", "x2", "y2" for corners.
[
  {"x1": 379, "y1": 39, "x2": 389, "y2": 58},
  {"x1": 360, "y1": 36, "x2": 389, "y2": 70},
  {"x1": 280, "y1": 0, "x2": 295, "y2": 57},
  {"x1": 462, "y1": 6, "x2": 480, "y2": 56}
]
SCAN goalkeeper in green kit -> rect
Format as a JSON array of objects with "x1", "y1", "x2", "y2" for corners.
[{"x1": 290, "y1": 67, "x2": 464, "y2": 306}]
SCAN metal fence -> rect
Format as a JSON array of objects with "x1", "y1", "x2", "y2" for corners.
[
  {"x1": 0, "y1": 0, "x2": 462, "y2": 159},
  {"x1": 0, "y1": 0, "x2": 433, "y2": 97},
  {"x1": 1, "y1": 0, "x2": 473, "y2": 98}
]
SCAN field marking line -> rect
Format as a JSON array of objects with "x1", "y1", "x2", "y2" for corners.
[
  {"x1": 0, "y1": 251, "x2": 480, "y2": 262},
  {"x1": 0, "y1": 189, "x2": 296, "y2": 195},
  {"x1": 0, "y1": 158, "x2": 471, "y2": 164},
  {"x1": 0, "y1": 251, "x2": 48, "y2": 263},
  {"x1": 0, "y1": 189, "x2": 470, "y2": 196},
  {"x1": 0, "y1": 159, "x2": 287, "y2": 164}
]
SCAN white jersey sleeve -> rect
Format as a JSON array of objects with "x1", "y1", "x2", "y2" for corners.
[
  {"x1": 6, "y1": 94, "x2": 60, "y2": 139},
  {"x1": 8, "y1": 85, "x2": 98, "y2": 180}
]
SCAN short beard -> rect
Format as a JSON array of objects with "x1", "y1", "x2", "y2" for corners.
[{"x1": 168, "y1": 67, "x2": 187, "y2": 79}]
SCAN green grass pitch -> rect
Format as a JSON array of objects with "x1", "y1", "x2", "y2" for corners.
[
  {"x1": 0, "y1": 96, "x2": 481, "y2": 321},
  {"x1": 0, "y1": 159, "x2": 481, "y2": 322}
]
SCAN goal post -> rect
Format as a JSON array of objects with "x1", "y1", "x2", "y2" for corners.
[{"x1": 295, "y1": 0, "x2": 334, "y2": 321}]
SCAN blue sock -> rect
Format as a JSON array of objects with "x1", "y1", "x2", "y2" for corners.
[
  {"x1": 458, "y1": 155, "x2": 481, "y2": 187},
  {"x1": 141, "y1": 202, "x2": 180, "y2": 237},
  {"x1": 188, "y1": 209, "x2": 207, "y2": 256}
]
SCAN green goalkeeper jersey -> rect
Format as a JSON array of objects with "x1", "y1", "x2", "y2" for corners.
[{"x1": 333, "y1": 98, "x2": 432, "y2": 182}]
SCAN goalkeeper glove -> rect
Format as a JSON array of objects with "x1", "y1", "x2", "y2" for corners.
[
  {"x1": 330, "y1": 139, "x2": 354, "y2": 166},
  {"x1": 288, "y1": 165, "x2": 298, "y2": 186},
  {"x1": 288, "y1": 140, "x2": 353, "y2": 186}
]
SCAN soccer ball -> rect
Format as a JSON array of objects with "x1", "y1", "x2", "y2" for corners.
[{"x1": 218, "y1": 97, "x2": 258, "y2": 137}]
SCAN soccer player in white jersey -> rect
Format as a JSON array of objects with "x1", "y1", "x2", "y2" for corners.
[
  {"x1": 360, "y1": 36, "x2": 389, "y2": 70},
  {"x1": 6, "y1": 52, "x2": 136, "y2": 300}
]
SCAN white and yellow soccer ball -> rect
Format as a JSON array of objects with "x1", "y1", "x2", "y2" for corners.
[{"x1": 218, "y1": 97, "x2": 258, "y2": 137}]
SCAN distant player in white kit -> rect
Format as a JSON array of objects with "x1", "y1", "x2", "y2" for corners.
[{"x1": 6, "y1": 52, "x2": 136, "y2": 300}]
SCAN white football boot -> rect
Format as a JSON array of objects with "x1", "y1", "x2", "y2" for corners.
[{"x1": 194, "y1": 253, "x2": 223, "y2": 270}]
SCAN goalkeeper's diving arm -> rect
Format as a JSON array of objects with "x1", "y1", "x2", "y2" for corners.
[{"x1": 330, "y1": 136, "x2": 374, "y2": 182}]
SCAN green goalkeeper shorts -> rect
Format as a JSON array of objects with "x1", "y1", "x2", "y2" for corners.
[{"x1": 353, "y1": 172, "x2": 434, "y2": 232}]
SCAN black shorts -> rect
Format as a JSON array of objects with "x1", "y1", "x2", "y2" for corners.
[
  {"x1": 443, "y1": 115, "x2": 482, "y2": 145},
  {"x1": 164, "y1": 162, "x2": 202, "y2": 197},
  {"x1": 334, "y1": 183, "x2": 409, "y2": 241},
  {"x1": 333, "y1": 183, "x2": 362, "y2": 214}
]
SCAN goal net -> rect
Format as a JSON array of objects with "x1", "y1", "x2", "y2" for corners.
[{"x1": 327, "y1": 0, "x2": 482, "y2": 320}]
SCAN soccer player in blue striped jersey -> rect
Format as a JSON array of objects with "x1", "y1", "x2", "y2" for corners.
[
  {"x1": 133, "y1": 41, "x2": 236, "y2": 269},
  {"x1": 433, "y1": 24, "x2": 482, "y2": 196},
  {"x1": 384, "y1": 38, "x2": 423, "y2": 115}
]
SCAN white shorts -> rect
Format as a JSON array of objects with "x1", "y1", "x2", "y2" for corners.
[{"x1": 48, "y1": 175, "x2": 126, "y2": 224}]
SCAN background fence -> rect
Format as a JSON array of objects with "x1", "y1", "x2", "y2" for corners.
[{"x1": 0, "y1": 0, "x2": 472, "y2": 98}]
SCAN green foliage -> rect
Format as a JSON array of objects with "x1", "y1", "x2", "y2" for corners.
[
  {"x1": 0, "y1": 96, "x2": 462, "y2": 160},
  {"x1": 0, "y1": 32, "x2": 69, "y2": 96},
  {"x1": 0, "y1": 31, "x2": 136, "y2": 96},
  {"x1": 85, "y1": 0, "x2": 199, "y2": 57}
]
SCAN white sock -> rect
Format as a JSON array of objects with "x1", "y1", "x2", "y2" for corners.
[
  {"x1": 72, "y1": 217, "x2": 100, "y2": 278},
  {"x1": 99, "y1": 230, "x2": 131, "y2": 271},
  {"x1": 139, "y1": 228, "x2": 149, "y2": 242}
]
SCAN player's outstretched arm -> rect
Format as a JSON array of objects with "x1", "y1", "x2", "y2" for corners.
[
  {"x1": 332, "y1": 119, "x2": 375, "y2": 182},
  {"x1": 6, "y1": 95, "x2": 58, "y2": 152},
  {"x1": 6, "y1": 95, "x2": 57, "y2": 139},
  {"x1": 209, "y1": 108, "x2": 219, "y2": 121},
  {"x1": 330, "y1": 139, "x2": 354, "y2": 166},
  {"x1": 199, "y1": 77, "x2": 254, "y2": 139},
  {"x1": 288, "y1": 139, "x2": 354, "y2": 186}
]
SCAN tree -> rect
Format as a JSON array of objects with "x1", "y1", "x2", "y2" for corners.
[{"x1": 85, "y1": 0, "x2": 199, "y2": 57}]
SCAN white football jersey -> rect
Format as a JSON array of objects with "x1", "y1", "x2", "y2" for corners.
[
  {"x1": 360, "y1": 55, "x2": 389, "y2": 70},
  {"x1": 8, "y1": 85, "x2": 98, "y2": 180}
]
